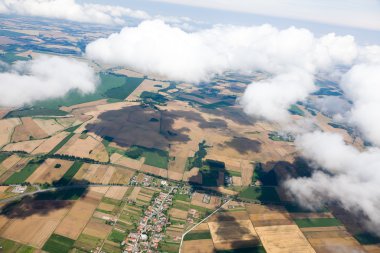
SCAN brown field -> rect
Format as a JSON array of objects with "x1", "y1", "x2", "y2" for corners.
[
  {"x1": 301, "y1": 226, "x2": 366, "y2": 253},
  {"x1": 192, "y1": 222, "x2": 210, "y2": 231},
  {"x1": 191, "y1": 192, "x2": 221, "y2": 210},
  {"x1": 73, "y1": 164, "x2": 127, "y2": 184},
  {"x1": 126, "y1": 79, "x2": 169, "y2": 101},
  {"x1": 232, "y1": 176, "x2": 242, "y2": 186},
  {"x1": 0, "y1": 118, "x2": 20, "y2": 148},
  {"x1": 183, "y1": 167, "x2": 201, "y2": 184},
  {"x1": 208, "y1": 211, "x2": 250, "y2": 222},
  {"x1": 32, "y1": 132, "x2": 70, "y2": 154},
  {"x1": 98, "y1": 202, "x2": 115, "y2": 212},
  {"x1": 108, "y1": 167, "x2": 134, "y2": 185},
  {"x1": 110, "y1": 153, "x2": 144, "y2": 170},
  {"x1": 93, "y1": 211, "x2": 115, "y2": 221},
  {"x1": 54, "y1": 190, "x2": 101, "y2": 240},
  {"x1": 241, "y1": 160, "x2": 254, "y2": 186},
  {"x1": 60, "y1": 99, "x2": 108, "y2": 112},
  {"x1": 141, "y1": 164, "x2": 168, "y2": 178},
  {"x1": 12, "y1": 117, "x2": 49, "y2": 142},
  {"x1": 82, "y1": 218, "x2": 113, "y2": 239},
  {"x1": 57, "y1": 134, "x2": 108, "y2": 162},
  {"x1": 169, "y1": 208, "x2": 188, "y2": 220},
  {"x1": 209, "y1": 219, "x2": 259, "y2": 250},
  {"x1": 0, "y1": 154, "x2": 23, "y2": 170},
  {"x1": 363, "y1": 245, "x2": 380, "y2": 253},
  {"x1": 105, "y1": 186, "x2": 129, "y2": 200},
  {"x1": 33, "y1": 118, "x2": 65, "y2": 135},
  {"x1": 2, "y1": 139, "x2": 45, "y2": 153},
  {"x1": 255, "y1": 225, "x2": 316, "y2": 253},
  {"x1": 27, "y1": 159, "x2": 73, "y2": 184},
  {"x1": 56, "y1": 117, "x2": 77, "y2": 128},
  {"x1": 0, "y1": 201, "x2": 71, "y2": 248},
  {"x1": 246, "y1": 204, "x2": 294, "y2": 227},
  {"x1": 114, "y1": 68, "x2": 144, "y2": 78},
  {"x1": 290, "y1": 212, "x2": 335, "y2": 219},
  {"x1": 182, "y1": 239, "x2": 215, "y2": 253},
  {"x1": 128, "y1": 187, "x2": 141, "y2": 201},
  {"x1": 137, "y1": 194, "x2": 152, "y2": 202},
  {"x1": 0, "y1": 155, "x2": 28, "y2": 181}
]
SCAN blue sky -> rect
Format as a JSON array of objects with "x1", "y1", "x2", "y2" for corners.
[{"x1": 83, "y1": 0, "x2": 380, "y2": 43}]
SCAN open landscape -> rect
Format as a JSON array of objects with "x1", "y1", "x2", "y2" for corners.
[{"x1": 0, "y1": 4, "x2": 379, "y2": 253}]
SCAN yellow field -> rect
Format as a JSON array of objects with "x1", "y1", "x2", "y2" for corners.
[{"x1": 255, "y1": 225, "x2": 316, "y2": 253}]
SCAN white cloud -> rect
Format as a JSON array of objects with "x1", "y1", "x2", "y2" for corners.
[
  {"x1": 153, "y1": 0, "x2": 380, "y2": 31},
  {"x1": 86, "y1": 20, "x2": 359, "y2": 122},
  {"x1": 240, "y1": 70, "x2": 315, "y2": 122},
  {"x1": 285, "y1": 131, "x2": 380, "y2": 234},
  {"x1": 0, "y1": 0, "x2": 150, "y2": 25},
  {"x1": 341, "y1": 63, "x2": 380, "y2": 146},
  {"x1": 0, "y1": 55, "x2": 98, "y2": 107}
]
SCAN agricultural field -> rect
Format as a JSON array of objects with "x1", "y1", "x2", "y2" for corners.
[{"x1": 0, "y1": 17, "x2": 374, "y2": 253}]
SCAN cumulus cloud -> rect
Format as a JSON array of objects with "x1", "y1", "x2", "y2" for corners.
[
  {"x1": 86, "y1": 20, "x2": 360, "y2": 123},
  {"x1": 84, "y1": 17, "x2": 380, "y2": 236},
  {"x1": 240, "y1": 70, "x2": 315, "y2": 122},
  {"x1": 341, "y1": 63, "x2": 380, "y2": 146},
  {"x1": 0, "y1": 56, "x2": 98, "y2": 107},
  {"x1": 0, "y1": 0, "x2": 150, "y2": 25},
  {"x1": 285, "y1": 131, "x2": 380, "y2": 234}
]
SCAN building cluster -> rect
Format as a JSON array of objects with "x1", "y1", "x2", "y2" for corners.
[{"x1": 123, "y1": 188, "x2": 174, "y2": 253}]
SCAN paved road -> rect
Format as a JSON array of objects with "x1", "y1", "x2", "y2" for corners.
[{"x1": 178, "y1": 199, "x2": 232, "y2": 253}]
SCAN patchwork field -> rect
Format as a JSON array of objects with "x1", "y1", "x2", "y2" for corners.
[
  {"x1": 26, "y1": 158, "x2": 73, "y2": 184},
  {"x1": 255, "y1": 225, "x2": 316, "y2": 253}
]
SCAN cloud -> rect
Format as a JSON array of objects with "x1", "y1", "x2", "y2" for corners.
[
  {"x1": 0, "y1": 56, "x2": 98, "y2": 107},
  {"x1": 0, "y1": 0, "x2": 150, "y2": 25},
  {"x1": 240, "y1": 70, "x2": 315, "y2": 122},
  {"x1": 285, "y1": 131, "x2": 380, "y2": 234},
  {"x1": 86, "y1": 20, "x2": 359, "y2": 122},
  {"x1": 341, "y1": 63, "x2": 380, "y2": 146}
]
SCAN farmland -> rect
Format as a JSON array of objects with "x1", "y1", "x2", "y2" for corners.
[{"x1": 0, "y1": 16, "x2": 374, "y2": 253}]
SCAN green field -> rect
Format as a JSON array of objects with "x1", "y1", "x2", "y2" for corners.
[
  {"x1": 0, "y1": 238, "x2": 35, "y2": 253},
  {"x1": 186, "y1": 141, "x2": 208, "y2": 170},
  {"x1": 49, "y1": 133, "x2": 75, "y2": 155},
  {"x1": 0, "y1": 52, "x2": 29, "y2": 63},
  {"x1": 42, "y1": 234, "x2": 75, "y2": 253},
  {"x1": 294, "y1": 218, "x2": 342, "y2": 228},
  {"x1": 227, "y1": 170, "x2": 242, "y2": 177},
  {"x1": 159, "y1": 241, "x2": 180, "y2": 253},
  {"x1": 172, "y1": 200, "x2": 190, "y2": 211},
  {"x1": 102, "y1": 242, "x2": 121, "y2": 253},
  {"x1": 74, "y1": 233, "x2": 102, "y2": 251},
  {"x1": 354, "y1": 232, "x2": 380, "y2": 245},
  {"x1": 105, "y1": 76, "x2": 144, "y2": 99},
  {"x1": 6, "y1": 73, "x2": 144, "y2": 117},
  {"x1": 201, "y1": 100, "x2": 234, "y2": 109},
  {"x1": 140, "y1": 91, "x2": 168, "y2": 104},
  {"x1": 184, "y1": 231, "x2": 212, "y2": 241},
  {"x1": 238, "y1": 186, "x2": 280, "y2": 203},
  {"x1": 0, "y1": 153, "x2": 10, "y2": 163},
  {"x1": 173, "y1": 194, "x2": 191, "y2": 202},
  {"x1": 4, "y1": 159, "x2": 44, "y2": 184},
  {"x1": 125, "y1": 145, "x2": 169, "y2": 169},
  {"x1": 101, "y1": 196, "x2": 122, "y2": 206},
  {"x1": 108, "y1": 229, "x2": 125, "y2": 243},
  {"x1": 284, "y1": 203, "x2": 327, "y2": 213},
  {"x1": 288, "y1": 104, "x2": 305, "y2": 116},
  {"x1": 53, "y1": 161, "x2": 83, "y2": 186}
]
